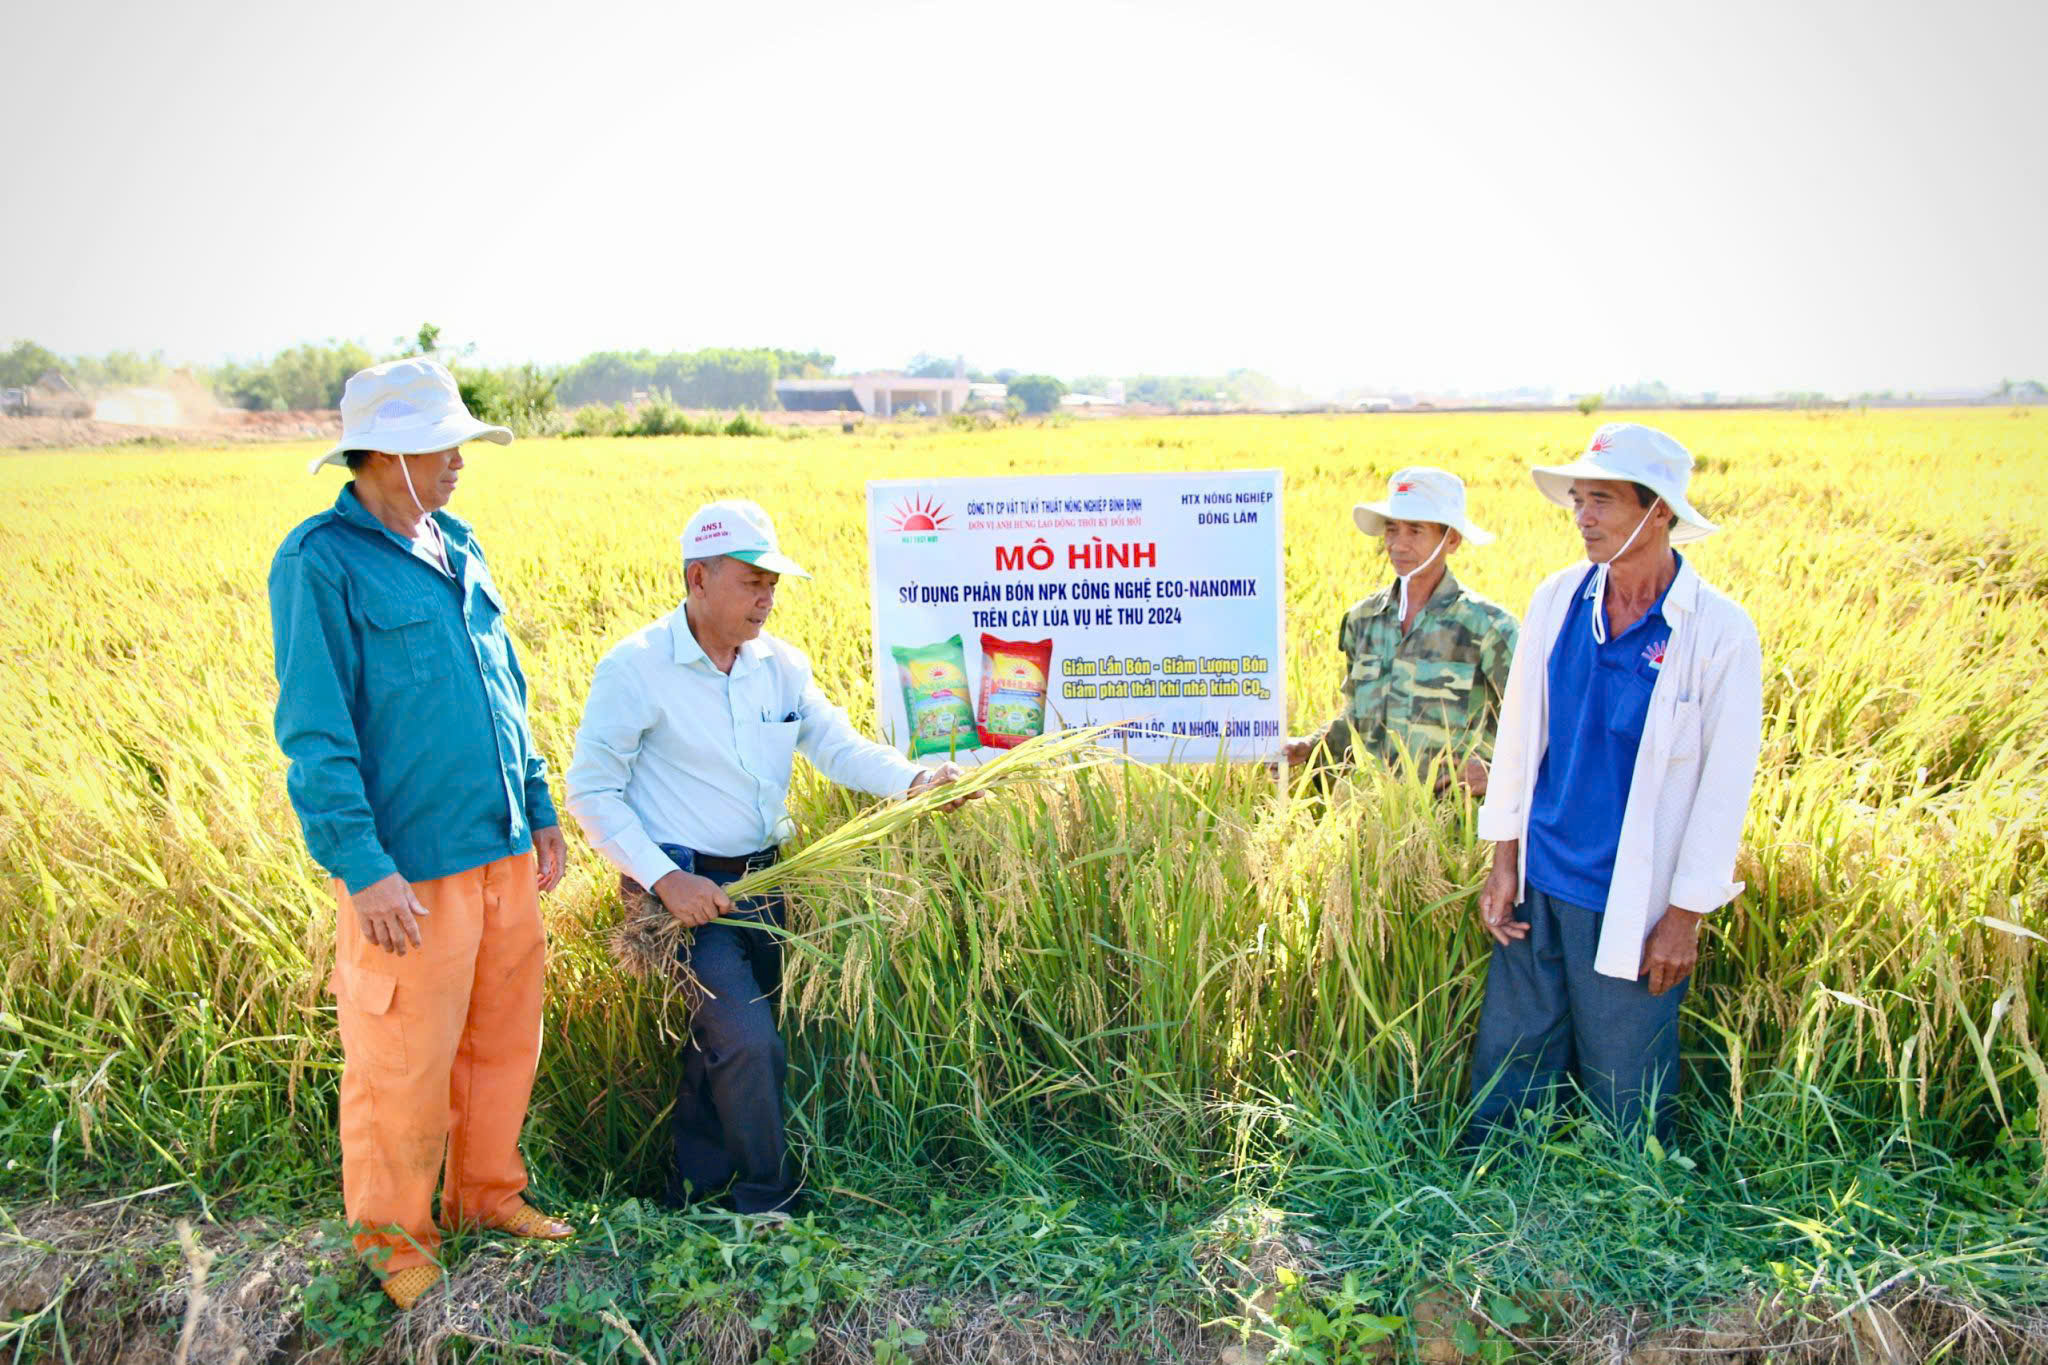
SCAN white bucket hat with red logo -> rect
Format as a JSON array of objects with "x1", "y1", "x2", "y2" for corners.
[
  {"x1": 1352, "y1": 466, "x2": 1495, "y2": 544},
  {"x1": 681, "y1": 499, "x2": 812, "y2": 579},
  {"x1": 1530, "y1": 423, "x2": 1718, "y2": 543},
  {"x1": 306, "y1": 357, "x2": 513, "y2": 475}
]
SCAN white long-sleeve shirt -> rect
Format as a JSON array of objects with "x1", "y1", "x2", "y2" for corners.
[
  {"x1": 565, "y1": 608, "x2": 923, "y2": 889},
  {"x1": 1477, "y1": 558, "x2": 1763, "y2": 979}
]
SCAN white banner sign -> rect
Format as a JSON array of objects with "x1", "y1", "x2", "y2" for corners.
[{"x1": 867, "y1": 470, "x2": 1285, "y2": 763}]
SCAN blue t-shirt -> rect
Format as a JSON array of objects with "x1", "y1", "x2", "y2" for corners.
[{"x1": 1524, "y1": 555, "x2": 1680, "y2": 911}]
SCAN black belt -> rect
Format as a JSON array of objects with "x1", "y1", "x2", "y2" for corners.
[{"x1": 693, "y1": 847, "x2": 779, "y2": 880}]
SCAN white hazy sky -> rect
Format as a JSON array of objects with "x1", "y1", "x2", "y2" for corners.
[{"x1": 5, "y1": 0, "x2": 2044, "y2": 395}]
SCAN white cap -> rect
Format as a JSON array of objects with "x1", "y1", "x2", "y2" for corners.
[
  {"x1": 307, "y1": 357, "x2": 512, "y2": 475},
  {"x1": 680, "y1": 499, "x2": 811, "y2": 579},
  {"x1": 1530, "y1": 422, "x2": 1718, "y2": 543},
  {"x1": 1352, "y1": 466, "x2": 1495, "y2": 544}
]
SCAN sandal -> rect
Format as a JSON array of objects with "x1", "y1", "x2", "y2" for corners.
[
  {"x1": 483, "y1": 1198, "x2": 573, "y2": 1241},
  {"x1": 382, "y1": 1264, "x2": 444, "y2": 1309}
]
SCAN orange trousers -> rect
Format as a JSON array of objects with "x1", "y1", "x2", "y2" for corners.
[{"x1": 328, "y1": 851, "x2": 545, "y2": 1274}]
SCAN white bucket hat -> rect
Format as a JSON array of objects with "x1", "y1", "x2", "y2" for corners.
[
  {"x1": 306, "y1": 357, "x2": 513, "y2": 475},
  {"x1": 1352, "y1": 466, "x2": 1495, "y2": 544},
  {"x1": 681, "y1": 499, "x2": 812, "y2": 579},
  {"x1": 1529, "y1": 423, "x2": 1718, "y2": 544}
]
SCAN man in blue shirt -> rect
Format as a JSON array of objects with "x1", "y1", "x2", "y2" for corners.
[
  {"x1": 1469, "y1": 423, "x2": 1763, "y2": 1148},
  {"x1": 1520, "y1": 559, "x2": 1675, "y2": 911},
  {"x1": 269, "y1": 358, "x2": 571, "y2": 1308}
]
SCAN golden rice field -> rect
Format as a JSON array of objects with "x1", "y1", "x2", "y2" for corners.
[{"x1": 1, "y1": 406, "x2": 2044, "y2": 1219}]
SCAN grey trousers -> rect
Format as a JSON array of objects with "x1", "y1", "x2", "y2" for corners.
[{"x1": 1465, "y1": 885, "x2": 1687, "y2": 1145}]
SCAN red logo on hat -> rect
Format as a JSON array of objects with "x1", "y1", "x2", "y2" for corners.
[
  {"x1": 1589, "y1": 432, "x2": 1612, "y2": 453},
  {"x1": 887, "y1": 494, "x2": 951, "y2": 534},
  {"x1": 1393, "y1": 481, "x2": 1418, "y2": 494}
]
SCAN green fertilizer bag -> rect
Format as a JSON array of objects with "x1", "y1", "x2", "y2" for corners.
[{"x1": 890, "y1": 635, "x2": 978, "y2": 757}]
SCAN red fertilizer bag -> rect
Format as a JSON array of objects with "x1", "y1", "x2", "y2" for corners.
[{"x1": 976, "y1": 634, "x2": 1053, "y2": 749}]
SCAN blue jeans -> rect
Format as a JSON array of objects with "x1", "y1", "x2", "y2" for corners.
[
  {"x1": 624, "y1": 844, "x2": 795, "y2": 1214},
  {"x1": 1465, "y1": 885, "x2": 1687, "y2": 1145}
]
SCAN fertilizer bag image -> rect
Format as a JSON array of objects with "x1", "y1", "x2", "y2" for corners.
[
  {"x1": 976, "y1": 634, "x2": 1053, "y2": 749},
  {"x1": 891, "y1": 635, "x2": 979, "y2": 757}
]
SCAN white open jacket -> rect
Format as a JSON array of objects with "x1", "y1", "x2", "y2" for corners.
[{"x1": 1477, "y1": 558, "x2": 1764, "y2": 979}]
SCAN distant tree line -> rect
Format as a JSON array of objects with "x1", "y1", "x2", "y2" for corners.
[
  {"x1": 214, "y1": 342, "x2": 376, "y2": 411},
  {"x1": 10, "y1": 335, "x2": 1316, "y2": 422},
  {"x1": 1096, "y1": 370, "x2": 1299, "y2": 407},
  {"x1": 3, "y1": 340, "x2": 183, "y2": 392},
  {"x1": 0, "y1": 341, "x2": 62, "y2": 388},
  {"x1": 4, "y1": 334, "x2": 837, "y2": 419},
  {"x1": 553, "y1": 348, "x2": 834, "y2": 409},
  {"x1": 3, "y1": 331, "x2": 849, "y2": 438},
  {"x1": 1605, "y1": 379, "x2": 1675, "y2": 405}
]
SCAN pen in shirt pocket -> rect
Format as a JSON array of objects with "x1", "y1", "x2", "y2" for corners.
[{"x1": 764, "y1": 709, "x2": 799, "y2": 723}]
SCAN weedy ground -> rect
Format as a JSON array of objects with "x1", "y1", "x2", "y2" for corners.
[{"x1": 1, "y1": 409, "x2": 2044, "y2": 1361}]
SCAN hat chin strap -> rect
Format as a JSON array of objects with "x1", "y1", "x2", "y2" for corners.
[
  {"x1": 1589, "y1": 501, "x2": 1659, "y2": 644},
  {"x1": 398, "y1": 456, "x2": 448, "y2": 570},
  {"x1": 1396, "y1": 530, "x2": 1449, "y2": 621}
]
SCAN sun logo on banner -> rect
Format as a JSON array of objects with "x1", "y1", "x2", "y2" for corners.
[{"x1": 888, "y1": 495, "x2": 951, "y2": 538}]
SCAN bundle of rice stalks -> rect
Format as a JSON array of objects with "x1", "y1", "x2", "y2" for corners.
[
  {"x1": 612, "y1": 883, "x2": 688, "y2": 987},
  {"x1": 609, "y1": 724, "x2": 1125, "y2": 987}
]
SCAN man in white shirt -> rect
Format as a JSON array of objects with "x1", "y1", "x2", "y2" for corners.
[
  {"x1": 566, "y1": 500, "x2": 963, "y2": 1214},
  {"x1": 1468, "y1": 424, "x2": 1762, "y2": 1147}
]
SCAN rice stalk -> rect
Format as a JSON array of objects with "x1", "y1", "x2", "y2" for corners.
[{"x1": 608, "y1": 724, "x2": 1126, "y2": 985}]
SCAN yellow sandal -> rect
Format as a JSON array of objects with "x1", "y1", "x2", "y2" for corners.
[
  {"x1": 484, "y1": 1198, "x2": 573, "y2": 1241},
  {"x1": 382, "y1": 1264, "x2": 444, "y2": 1309}
]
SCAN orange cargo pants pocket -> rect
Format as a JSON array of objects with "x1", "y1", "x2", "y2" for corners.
[{"x1": 332, "y1": 962, "x2": 408, "y2": 1073}]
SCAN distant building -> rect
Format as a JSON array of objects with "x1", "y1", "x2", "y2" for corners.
[
  {"x1": 17, "y1": 369, "x2": 90, "y2": 418},
  {"x1": 776, "y1": 374, "x2": 972, "y2": 416}
]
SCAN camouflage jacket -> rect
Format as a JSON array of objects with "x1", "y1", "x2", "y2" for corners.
[{"x1": 1316, "y1": 570, "x2": 1518, "y2": 773}]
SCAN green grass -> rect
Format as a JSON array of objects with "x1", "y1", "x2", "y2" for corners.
[{"x1": 7, "y1": 1081, "x2": 2042, "y2": 1360}]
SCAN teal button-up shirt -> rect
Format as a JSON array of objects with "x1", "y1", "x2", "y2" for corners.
[{"x1": 268, "y1": 483, "x2": 556, "y2": 893}]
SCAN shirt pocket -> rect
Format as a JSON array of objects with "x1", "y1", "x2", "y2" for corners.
[
  {"x1": 750, "y1": 717, "x2": 802, "y2": 782},
  {"x1": 356, "y1": 591, "x2": 451, "y2": 689},
  {"x1": 1345, "y1": 653, "x2": 1385, "y2": 693},
  {"x1": 473, "y1": 573, "x2": 506, "y2": 618},
  {"x1": 1666, "y1": 698, "x2": 1703, "y2": 762},
  {"x1": 1606, "y1": 667, "x2": 1658, "y2": 748},
  {"x1": 1408, "y1": 658, "x2": 1476, "y2": 706},
  {"x1": 466, "y1": 573, "x2": 511, "y2": 668}
]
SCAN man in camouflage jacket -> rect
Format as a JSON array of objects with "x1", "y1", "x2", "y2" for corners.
[{"x1": 1284, "y1": 468, "x2": 1518, "y2": 794}]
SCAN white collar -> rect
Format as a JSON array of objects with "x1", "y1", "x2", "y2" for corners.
[{"x1": 668, "y1": 607, "x2": 771, "y2": 675}]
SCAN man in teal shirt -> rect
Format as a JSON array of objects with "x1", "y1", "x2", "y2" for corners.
[{"x1": 269, "y1": 358, "x2": 570, "y2": 1309}]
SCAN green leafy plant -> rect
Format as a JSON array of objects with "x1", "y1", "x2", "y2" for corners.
[
  {"x1": 299, "y1": 1270, "x2": 387, "y2": 1359},
  {"x1": 1257, "y1": 1267, "x2": 1403, "y2": 1363},
  {"x1": 873, "y1": 1318, "x2": 929, "y2": 1364},
  {"x1": 537, "y1": 1279, "x2": 634, "y2": 1355}
]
